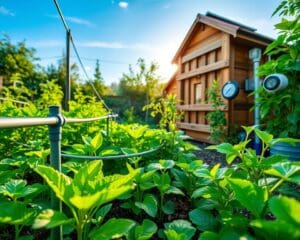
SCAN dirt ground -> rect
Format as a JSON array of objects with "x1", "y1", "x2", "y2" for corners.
[{"x1": 189, "y1": 141, "x2": 227, "y2": 166}]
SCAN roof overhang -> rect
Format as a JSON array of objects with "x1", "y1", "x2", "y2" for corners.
[{"x1": 171, "y1": 12, "x2": 274, "y2": 64}]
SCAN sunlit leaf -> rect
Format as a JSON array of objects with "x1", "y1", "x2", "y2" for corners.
[
  {"x1": 89, "y1": 218, "x2": 136, "y2": 240},
  {"x1": 33, "y1": 209, "x2": 73, "y2": 229}
]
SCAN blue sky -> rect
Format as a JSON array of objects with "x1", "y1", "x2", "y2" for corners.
[{"x1": 0, "y1": 0, "x2": 281, "y2": 85}]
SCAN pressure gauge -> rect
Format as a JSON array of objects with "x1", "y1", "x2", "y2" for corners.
[{"x1": 221, "y1": 81, "x2": 240, "y2": 100}]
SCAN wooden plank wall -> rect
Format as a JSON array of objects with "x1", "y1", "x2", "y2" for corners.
[{"x1": 176, "y1": 24, "x2": 230, "y2": 143}]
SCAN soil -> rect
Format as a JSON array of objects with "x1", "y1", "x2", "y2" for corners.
[{"x1": 189, "y1": 140, "x2": 226, "y2": 166}]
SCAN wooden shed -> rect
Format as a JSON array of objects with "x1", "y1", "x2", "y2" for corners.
[{"x1": 164, "y1": 12, "x2": 273, "y2": 143}]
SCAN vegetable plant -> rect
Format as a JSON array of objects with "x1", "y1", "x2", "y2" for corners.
[{"x1": 32, "y1": 160, "x2": 139, "y2": 240}]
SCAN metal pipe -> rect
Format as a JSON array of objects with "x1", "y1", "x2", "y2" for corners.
[
  {"x1": 62, "y1": 143, "x2": 164, "y2": 160},
  {"x1": 65, "y1": 114, "x2": 118, "y2": 124},
  {"x1": 0, "y1": 117, "x2": 58, "y2": 128},
  {"x1": 0, "y1": 97, "x2": 29, "y2": 105},
  {"x1": 249, "y1": 48, "x2": 262, "y2": 154},
  {"x1": 48, "y1": 106, "x2": 63, "y2": 240},
  {"x1": 64, "y1": 30, "x2": 71, "y2": 111}
]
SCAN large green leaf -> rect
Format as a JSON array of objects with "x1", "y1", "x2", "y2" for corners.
[
  {"x1": 33, "y1": 165, "x2": 73, "y2": 206},
  {"x1": 133, "y1": 219, "x2": 157, "y2": 240},
  {"x1": 135, "y1": 194, "x2": 158, "y2": 217},
  {"x1": 228, "y1": 178, "x2": 266, "y2": 218},
  {"x1": 164, "y1": 220, "x2": 196, "y2": 240},
  {"x1": 265, "y1": 162, "x2": 300, "y2": 183},
  {"x1": 251, "y1": 219, "x2": 300, "y2": 240},
  {"x1": 189, "y1": 208, "x2": 218, "y2": 231},
  {"x1": 0, "y1": 202, "x2": 36, "y2": 226},
  {"x1": 33, "y1": 209, "x2": 73, "y2": 229},
  {"x1": 164, "y1": 229, "x2": 186, "y2": 240},
  {"x1": 89, "y1": 218, "x2": 136, "y2": 240},
  {"x1": 72, "y1": 160, "x2": 103, "y2": 195},
  {"x1": 254, "y1": 128, "x2": 273, "y2": 145},
  {"x1": 0, "y1": 179, "x2": 45, "y2": 200},
  {"x1": 269, "y1": 196, "x2": 300, "y2": 225}
]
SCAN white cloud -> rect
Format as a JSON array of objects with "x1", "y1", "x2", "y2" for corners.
[
  {"x1": 47, "y1": 14, "x2": 94, "y2": 27},
  {"x1": 118, "y1": 1, "x2": 128, "y2": 9},
  {"x1": 85, "y1": 66, "x2": 92, "y2": 72},
  {"x1": 65, "y1": 16, "x2": 94, "y2": 27},
  {"x1": 79, "y1": 41, "x2": 157, "y2": 51},
  {"x1": 80, "y1": 41, "x2": 125, "y2": 49},
  {"x1": 0, "y1": 6, "x2": 15, "y2": 16}
]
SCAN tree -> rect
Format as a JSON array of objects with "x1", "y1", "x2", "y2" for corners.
[
  {"x1": 0, "y1": 35, "x2": 44, "y2": 93},
  {"x1": 118, "y1": 58, "x2": 163, "y2": 122},
  {"x1": 44, "y1": 54, "x2": 80, "y2": 100},
  {"x1": 81, "y1": 59, "x2": 113, "y2": 97},
  {"x1": 94, "y1": 59, "x2": 103, "y2": 82}
]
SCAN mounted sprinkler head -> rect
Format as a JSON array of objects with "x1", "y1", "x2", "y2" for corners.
[{"x1": 263, "y1": 73, "x2": 289, "y2": 92}]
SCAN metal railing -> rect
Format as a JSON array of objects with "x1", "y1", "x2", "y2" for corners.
[
  {"x1": 0, "y1": 105, "x2": 163, "y2": 240},
  {"x1": 0, "y1": 106, "x2": 117, "y2": 240},
  {"x1": 0, "y1": 97, "x2": 29, "y2": 107}
]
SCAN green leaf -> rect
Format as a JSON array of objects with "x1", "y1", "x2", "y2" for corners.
[
  {"x1": 198, "y1": 231, "x2": 219, "y2": 240},
  {"x1": 159, "y1": 160, "x2": 175, "y2": 170},
  {"x1": 251, "y1": 219, "x2": 300, "y2": 239},
  {"x1": 166, "y1": 186, "x2": 185, "y2": 196},
  {"x1": 33, "y1": 209, "x2": 73, "y2": 229},
  {"x1": 153, "y1": 172, "x2": 171, "y2": 193},
  {"x1": 162, "y1": 200, "x2": 175, "y2": 215},
  {"x1": 254, "y1": 128, "x2": 273, "y2": 145},
  {"x1": 287, "y1": 112, "x2": 300, "y2": 125},
  {"x1": 91, "y1": 132, "x2": 103, "y2": 151},
  {"x1": 72, "y1": 160, "x2": 103, "y2": 195},
  {"x1": 241, "y1": 126, "x2": 255, "y2": 136},
  {"x1": 0, "y1": 179, "x2": 45, "y2": 200},
  {"x1": 135, "y1": 194, "x2": 158, "y2": 217},
  {"x1": 33, "y1": 165, "x2": 73, "y2": 206},
  {"x1": 137, "y1": 170, "x2": 156, "y2": 191},
  {"x1": 89, "y1": 218, "x2": 136, "y2": 240},
  {"x1": 210, "y1": 164, "x2": 220, "y2": 178},
  {"x1": 189, "y1": 209, "x2": 218, "y2": 231},
  {"x1": 164, "y1": 229, "x2": 186, "y2": 240},
  {"x1": 95, "y1": 204, "x2": 113, "y2": 222},
  {"x1": 164, "y1": 220, "x2": 196, "y2": 240},
  {"x1": 192, "y1": 186, "x2": 216, "y2": 199},
  {"x1": 265, "y1": 162, "x2": 300, "y2": 183},
  {"x1": 193, "y1": 167, "x2": 211, "y2": 178},
  {"x1": 134, "y1": 219, "x2": 157, "y2": 240},
  {"x1": 269, "y1": 196, "x2": 300, "y2": 225},
  {"x1": 0, "y1": 202, "x2": 36, "y2": 226},
  {"x1": 207, "y1": 143, "x2": 238, "y2": 164},
  {"x1": 228, "y1": 178, "x2": 266, "y2": 218}
]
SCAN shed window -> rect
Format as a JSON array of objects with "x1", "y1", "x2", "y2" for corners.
[{"x1": 195, "y1": 83, "x2": 202, "y2": 104}]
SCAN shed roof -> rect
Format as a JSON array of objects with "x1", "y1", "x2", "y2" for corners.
[{"x1": 172, "y1": 12, "x2": 274, "y2": 63}]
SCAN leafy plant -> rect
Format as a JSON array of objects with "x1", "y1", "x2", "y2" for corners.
[
  {"x1": 195, "y1": 126, "x2": 300, "y2": 238},
  {"x1": 0, "y1": 179, "x2": 45, "y2": 240},
  {"x1": 32, "y1": 160, "x2": 139, "y2": 240},
  {"x1": 257, "y1": 0, "x2": 300, "y2": 138},
  {"x1": 206, "y1": 80, "x2": 227, "y2": 143}
]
